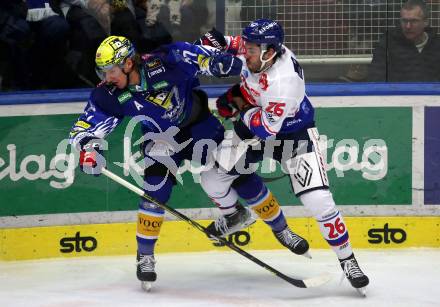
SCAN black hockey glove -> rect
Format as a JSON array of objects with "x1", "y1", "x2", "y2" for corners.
[{"x1": 194, "y1": 27, "x2": 227, "y2": 51}]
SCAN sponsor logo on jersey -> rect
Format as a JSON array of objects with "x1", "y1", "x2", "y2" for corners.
[
  {"x1": 285, "y1": 118, "x2": 301, "y2": 127},
  {"x1": 146, "y1": 58, "x2": 162, "y2": 70},
  {"x1": 74, "y1": 120, "x2": 91, "y2": 129},
  {"x1": 60, "y1": 231, "x2": 98, "y2": 253},
  {"x1": 368, "y1": 223, "x2": 407, "y2": 244},
  {"x1": 152, "y1": 81, "x2": 169, "y2": 91},
  {"x1": 147, "y1": 67, "x2": 165, "y2": 78},
  {"x1": 265, "y1": 112, "x2": 276, "y2": 123},
  {"x1": 117, "y1": 91, "x2": 132, "y2": 104}
]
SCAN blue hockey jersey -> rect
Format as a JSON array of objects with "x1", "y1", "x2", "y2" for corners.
[{"x1": 69, "y1": 42, "x2": 238, "y2": 148}]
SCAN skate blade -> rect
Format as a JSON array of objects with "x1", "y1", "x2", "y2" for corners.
[
  {"x1": 356, "y1": 287, "x2": 367, "y2": 297},
  {"x1": 141, "y1": 281, "x2": 153, "y2": 292},
  {"x1": 339, "y1": 273, "x2": 368, "y2": 296},
  {"x1": 302, "y1": 251, "x2": 312, "y2": 259}
]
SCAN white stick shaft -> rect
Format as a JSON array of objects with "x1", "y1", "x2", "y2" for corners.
[{"x1": 101, "y1": 168, "x2": 144, "y2": 196}]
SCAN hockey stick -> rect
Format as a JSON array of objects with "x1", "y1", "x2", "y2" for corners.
[{"x1": 101, "y1": 168, "x2": 330, "y2": 288}]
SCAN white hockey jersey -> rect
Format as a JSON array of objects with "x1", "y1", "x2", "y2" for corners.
[{"x1": 225, "y1": 37, "x2": 315, "y2": 140}]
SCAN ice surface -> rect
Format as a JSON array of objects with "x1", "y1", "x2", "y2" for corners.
[{"x1": 1, "y1": 249, "x2": 439, "y2": 307}]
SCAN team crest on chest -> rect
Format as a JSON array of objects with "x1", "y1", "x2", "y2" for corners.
[
  {"x1": 145, "y1": 90, "x2": 173, "y2": 110},
  {"x1": 259, "y1": 73, "x2": 269, "y2": 91}
]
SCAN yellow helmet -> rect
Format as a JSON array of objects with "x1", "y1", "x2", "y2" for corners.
[{"x1": 95, "y1": 36, "x2": 135, "y2": 71}]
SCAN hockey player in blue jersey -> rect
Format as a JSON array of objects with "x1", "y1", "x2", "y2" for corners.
[
  {"x1": 197, "y1": 20, "x2": 369, "y2": 295},
  {"x1": 68, "y1": 35, "x2": 242, "y2": 291}
]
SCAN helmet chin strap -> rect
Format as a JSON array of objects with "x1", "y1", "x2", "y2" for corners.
[
  {"x1": 121, "y1": 62, "x2": 133, "y2": 87},
  {"x1": 257, "y1": 44, "x2": 277, "y2": 73}
]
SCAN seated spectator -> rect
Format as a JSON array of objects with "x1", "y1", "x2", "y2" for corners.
[
  {"x1": 25, "y1": 0, "x2": 85, "y2": 89},
  {"x1": 62, "y1": 0, "x2": 145, "y2": 86},
  {"x1": 0, "y1": 0, "x2": 30, "y2": 90},
  {"x1": 178, "y1": 0, "x2": 208, "y2": 42},
  {"x1": 111, "y1": 0, "x2": 144, "y2": 48},
  {"x1": 141, "y1": 0, "x2": 207, "y2": 44},
  {"x1": 369, "y1": 0, "x2": 440, "y2": 82},
  {"x1": 61, "y1": 0, "x2": 109, "y2": 86},
  {"x1": 340, "y1": 0, "x2": 388, "y2": 82},
  {"x1": 135, "y1": 0, "x2": 172, "y2": 52}
]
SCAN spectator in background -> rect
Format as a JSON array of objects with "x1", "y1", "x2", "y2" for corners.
[
  {"x1": 110, "y1": 0, "x2": 143, "y2": 44},
  {"x1": 136, "y1": 0, "x2": 173, "y2": 52},
  {"x1": 25, "y1": 0, "x2": 82, "y2": 89},
  {"x1": 369, "y1": 0, "x2": 440, "y2": 82},
  {"x1": 62, "y1": 0, "x2": 147, "y2": 86},
  {"x1": 61, "y1": 0, "x2": 109, "y2": 86},
  {"x1": 142, "y1": 0, "x2": 208, "y2": 43},
  {"x1": 340, "y1": 0, "x2": 387, "y2": 82},
  {"x1": 0, "y1": 0, "x2": 30, "y2": 90},
  {"x1": 178, "y1": 0, "x2": 208, "y2": 41}
]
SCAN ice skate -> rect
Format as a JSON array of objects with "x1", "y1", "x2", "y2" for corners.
[
  {"x1": 136, "y1": 253, "x2": 156, "y2": 292},
  {"x1": 273, "y1": 226, "x2": 311, "y2": 258},
  {"x1": 340, "y1": 254, "x2": 369, "y2": 296},
  {"x1": 206, "y1": 203, "x2": 255, "y2": 240}
]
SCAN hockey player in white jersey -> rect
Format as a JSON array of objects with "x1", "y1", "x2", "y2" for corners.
[{"x1": 197, "y1": 19, "x2": 369, "y2": 294}]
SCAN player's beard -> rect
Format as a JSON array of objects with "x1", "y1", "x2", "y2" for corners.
[{"x1": 246, "y1": 59, "x2": 261, "y2": 73}]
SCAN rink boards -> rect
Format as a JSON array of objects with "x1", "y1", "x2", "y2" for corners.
[
  {"x1": 1, "y1": 216, "x2": 439, "y2": 260},
  {"x1": 1, "y1": 84, "x2": 440, "y2": 261}
]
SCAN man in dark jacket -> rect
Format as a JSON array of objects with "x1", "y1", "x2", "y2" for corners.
[
  {"x1": 0, "y1": 0, "x2": 30, "y2": 90},
  {"x1": 369, "y1": 0, "x2": 440, "y2": 82}
]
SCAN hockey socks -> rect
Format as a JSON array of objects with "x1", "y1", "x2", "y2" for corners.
[
  {"x1": 246, "y1": 187, "x2": 286, "y2": 232},
  {"x1": 234, "y1": 174, "x2": 287, "y2": 231},
  {"x1": 248, "y1": 190, "x2": 310, "y2": 255},
  {"x1": 234, "y1": 175, "x2": 310, "y2": 255},
  {"x1": 316, "y1": 210, "x2": 353, "y2": 259},
  {"x1": 136, "y1": 201, "x2": 165, "y2": 255},
  {"x1": 299, "y1": 189, "x2": 354, "y2": 259}
]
